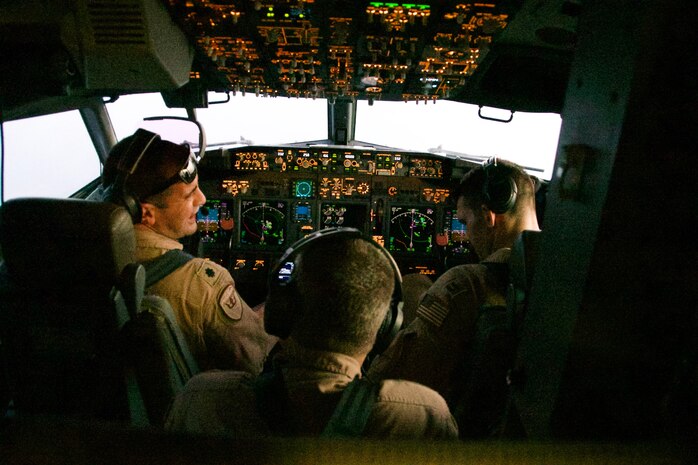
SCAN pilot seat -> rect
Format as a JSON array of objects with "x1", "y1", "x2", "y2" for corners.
[{"x1": 0, "y1": 197, "x2": 197, "y2": 426}]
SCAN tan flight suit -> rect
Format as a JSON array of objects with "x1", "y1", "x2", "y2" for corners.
[
  {"x1": 367, "y1": 248, "x2": 511, "y2": 405},
  {"x1": 165, "y1": 339, "x2": 458, "y2": 439},
  {"x1": 134, "y1": 225, "x2": 277, "y2": 374}
]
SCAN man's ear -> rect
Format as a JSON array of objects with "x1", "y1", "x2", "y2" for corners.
[
  {"x1": 140, "y1": 202, "x2": 156, "y2": 226},
  {"x1": 481, "y1": 204, "x2": 496, "y2": 228}
]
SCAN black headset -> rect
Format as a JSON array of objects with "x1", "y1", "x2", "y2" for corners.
[
  {"x1": 482, "y1": 157, "x2": 518, "y2": 214},
  {"x1": 103, "y1": 129, "x2": 161, "y2": 224},
  {"x1": 265, "y1": 227, "x2": 404, "y2": 357}
]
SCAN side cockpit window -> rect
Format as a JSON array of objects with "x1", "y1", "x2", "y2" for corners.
[{"x1": 1, "y1": 111, "x2": 100, "y2": 203}]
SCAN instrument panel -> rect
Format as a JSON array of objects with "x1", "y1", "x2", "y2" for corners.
[
  {"x1": 162, "y1": 1, "x2": 513, "y2": 105},
  {"x1": 194, "y1": 146, "x2": 475, "y2": 304}
]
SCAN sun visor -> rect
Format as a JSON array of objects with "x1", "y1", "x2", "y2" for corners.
[{"x1": 76, "y1": 0, "x2": 193, "y2": 91}]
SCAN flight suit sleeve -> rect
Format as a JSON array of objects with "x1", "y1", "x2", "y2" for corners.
[
  {"x1": 184, "y1": 260, "x2": 278, "y2": 373},
  {"x1": 367, "y1": 265, "x2": 485, "y2": 399}
]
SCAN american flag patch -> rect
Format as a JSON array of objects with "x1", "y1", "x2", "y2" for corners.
[{"x1": 417, "y1": 294, "x2": 449, "y2": 328}]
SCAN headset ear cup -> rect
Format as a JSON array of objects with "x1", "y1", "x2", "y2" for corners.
[
  {"x1": 102, "y1": 176, "x2": 141, "y2": 224},
  {"x1": 121, "y1": 191, "x2": 142, "y2": 224},
  {"x1": 486, "y1": 175, "x2": 517, "y2": 214},
  {"x1": 372, "y1": 300, "x2": 404, "y2": 356},
  {"x1": 264, "y1": 285, "x2": 296, "y2": 339},
  {"x1": 103, "y1": 129, "x2": 162, "y2": 224},
  {"x1": 483, "y1": 161, "x2": 518, "y2": 214}
]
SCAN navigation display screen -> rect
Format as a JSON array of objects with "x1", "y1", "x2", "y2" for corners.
[
  {"x1": 388, "y1": 206, "x2": 435, "y2": 254},
  {"x1": 240, "y1": 200, "x2": 287, "y2": 247}
]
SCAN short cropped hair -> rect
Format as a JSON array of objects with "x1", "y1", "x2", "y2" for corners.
[
  {"x1": 102, "y1": 133, "x2": 191, "y2": 203},
  {"x1": 293, "y1": 236, "x2": 395, "y2": 356},
  {"x1": 453, "y1": 159, "x2": 537, "y2": 215}
]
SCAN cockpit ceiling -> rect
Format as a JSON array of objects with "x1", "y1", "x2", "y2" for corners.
[
  {"x1": 165, "y1": 0, "x2": 574, "y2": 112},
  {"x1": 0, "y1": 1, "x2": 577, "y2": 115}
]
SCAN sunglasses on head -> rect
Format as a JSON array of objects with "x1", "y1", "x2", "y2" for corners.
[
  {"x1": 144, "y1": 145, "x2": 199, "y2": 198},
  {"x1": 177, "y1": 147, "x2": 199, "y2": 184}
]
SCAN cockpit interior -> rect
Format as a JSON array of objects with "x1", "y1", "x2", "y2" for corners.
[
  {"x1": 1, "y1": 0, "x2": 697, "y2": 462},
  {"x1": 2, "y1": 0, "x2": 575, "y2": 304}
]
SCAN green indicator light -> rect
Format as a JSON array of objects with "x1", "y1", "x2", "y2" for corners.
[
  {"x1": 284, "y1": 13, "x2": 289, "y2": 17},
  {"x1": 403, "y1": 3, "x2": 415, "y2": 8},
  {"x1": 369, "y1": 2, "x2": 383, "y2": 7},
  {"x1": 386, "y1": 3, "x2": 398, "y2": 7},
  {"x1": 418, "y1": 4, "x2": 429, "y2": 10},
  {"x1": 299, "y1": 13, "x2": 304, "y2": 18},
  {"x1": 268, "y1": 6, "x2": 273, "y2": 10}
]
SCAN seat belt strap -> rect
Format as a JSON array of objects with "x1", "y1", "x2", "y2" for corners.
[
  {"x1": 139, "y1": 295, "x2": 200, "y2": 379},
  {"x1": 322, "y1": 376, "x2": 380, "y2": 437},
  {"x1": 141, "y1": 249, "x2": 195, "y2": 288}
]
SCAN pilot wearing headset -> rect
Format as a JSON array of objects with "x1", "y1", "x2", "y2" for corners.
[
  {"x1": 101, "y1": 129, "x2": 277, "y2": 374},
  {"x1": 165, "y1": 229, "x2": 458, "y2": 439},
  {"x1": 367, "y1": 158, "x2": 540, "y2": 437}
]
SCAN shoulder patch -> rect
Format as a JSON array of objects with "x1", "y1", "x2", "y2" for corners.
[
  {"x1": 416, "y1": 293, "x2": 450, "y2": 328},
  {"x1": 219, "y1": 284, "x2": 243, "y2": 321},
  {"x1": 195, "y1": 260, "x2": 223, "y2": 287}
]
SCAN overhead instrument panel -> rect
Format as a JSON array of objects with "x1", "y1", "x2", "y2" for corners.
[{"x1": 163, "y1": 1, "x2": 513, "y2": 103}]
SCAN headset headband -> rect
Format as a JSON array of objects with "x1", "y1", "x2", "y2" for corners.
[{"x1": 265, "y1": 227, "x2": 403, "y2": 358}]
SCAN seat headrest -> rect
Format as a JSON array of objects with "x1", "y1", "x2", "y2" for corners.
[
  {"x1": 509, "y1": 229, "x2": 542, "y2": 292},
  {"x1": 0, "y1": 198, "x2": 136, "y2": 292}
]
